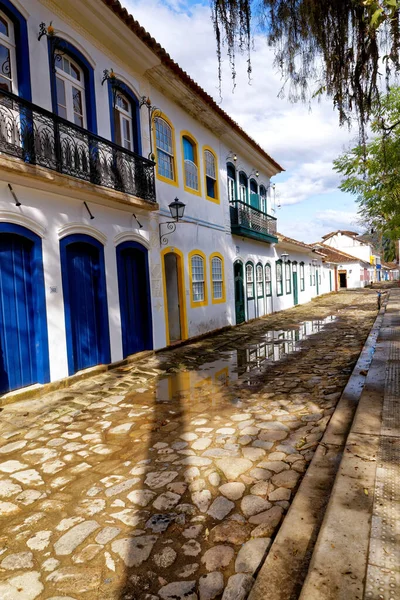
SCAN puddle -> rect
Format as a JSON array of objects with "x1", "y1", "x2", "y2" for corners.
[{"x1": 155, "y1": 316, "x2": 337, "y2": 401}]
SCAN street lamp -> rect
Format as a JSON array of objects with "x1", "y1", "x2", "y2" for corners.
[
  {"x1": 281, "y1": 252, "x2": 289, "y2": 262},
  {"x1": 159, "y1": 198, "x2": 186, "y2": 246}
]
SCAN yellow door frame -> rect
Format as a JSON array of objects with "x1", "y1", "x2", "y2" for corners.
[{"x1": 161, "y1": 247, "x2": 188, "y2": 345}]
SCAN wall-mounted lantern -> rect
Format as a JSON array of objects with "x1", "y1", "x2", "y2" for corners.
[
  {"x1": 312, "y1": 258, "x2": 318, "y2": 266},
  {"x1": 159, "y1": 198, "x2": 186, "y2": 246},
  {"x1": 281, "y1": 252, "x2": 289, "y2": 262},
  {"x1": 101, "y1": 69, "x2": 125, "y2": 109}
]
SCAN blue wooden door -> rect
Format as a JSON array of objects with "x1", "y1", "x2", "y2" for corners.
[
  {"x1": 117, "y1": 242, "x2": 153, "y2": 357},
  {"x1": 64, "y1": 241, "x2": 105, "y2": 373},
  {"x1": 0, "y1": 234, "x2": 37, "y2": 393}
]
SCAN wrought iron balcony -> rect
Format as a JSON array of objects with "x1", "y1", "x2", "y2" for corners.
[
  {"x1": 0, "y1": 89, "x2": 156, "y2": 203},
  {"x1": 230, "y1": 199, "x2": 278, "y2": 243}
]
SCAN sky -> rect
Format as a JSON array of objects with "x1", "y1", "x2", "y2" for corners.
[{"x1": 123, "y1": 0, "x2": 363, "y2": 242}]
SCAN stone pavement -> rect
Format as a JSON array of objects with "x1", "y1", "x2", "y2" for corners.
[
  {"x1": 298, "y1": 289, "x2": 400, "y2": 600},
  {"x1": 0, "y1": 290, "x2": 378, "y2": 599}
]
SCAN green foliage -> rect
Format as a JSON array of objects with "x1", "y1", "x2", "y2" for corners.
[
  {"x1": 211, "y1": 0, "x2": 400, "y2": 134},
  {"x1": 334, "y1": 87, "x2": 400, "y2": 258}
]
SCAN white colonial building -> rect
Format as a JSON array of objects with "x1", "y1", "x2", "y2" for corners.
[{"x1": 0, "y1": 0, "x2": 330, "y2": 397}]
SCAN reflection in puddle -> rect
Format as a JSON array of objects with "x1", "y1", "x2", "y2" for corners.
[{"x1": 156, "y1": 316, "x2": 337, "y2": 402}]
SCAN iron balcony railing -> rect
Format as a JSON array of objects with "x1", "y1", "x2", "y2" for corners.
[
  {"x1": 230, "y1": 199, "x2": 277, "y2": 239},
  {"x1": 0, "y1": 89, "x2": 156, "y2": 203}
]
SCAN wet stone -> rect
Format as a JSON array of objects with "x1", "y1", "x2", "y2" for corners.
[
  {"x1": 112, "y1": 535, "x2": 157, "y2": 567},
  {"x1": 46, "y1": 566, "x2": 101, "y2": 593},
  {"x1": 182, "y1": 539, "x2": 201, "y2": 556},
  {"x1": 0, "y1": 479, "x2": 22, "y2": 497},
  {"x1": 153, "y1": 491, "x2": 181, "y2": 510},
  {"x1": 146, "y1": 513, "x2": 177, "y2": 533},
  {"x1": 250, "y1": 506, "x2": 284, "y2": 534},
  {"x1": 154, "y1": 547, "x2": 177, "y2": 568},
  {"x1": 0, "y1": 571, "x2": 43, "y2": 599},
  {"x1": 216, "y1": 458, "x2": 252, "y2": 480},
  {"x1": 0, "y1": 501, "x2": 19, "y2": 516},
  {"x1": 128, "y1": 489, "x2": 156, "y2": 506},
  {"x1": 145, "y1": 471, "x2": 178, "y2": 489},
  {"x1": 54, "y1": 520, "x2": 100, "y2": 556},
  {"x1": 95, "y1": 527, "x2": 121, "y2": 544},
  {"x1": 207, "y1": 496, "x2": 234, "y2": 520},
  {"x1": 177, "y1": 563, "x2": 199, "y2": 577},
  {"x1": 202, "y1": 545, "x2": 234, "y2": 571},
  {"x1": 192, "y1": 490, "x2": 212, "y2": 512},
  {"x1": 183, "y1": 524, "x2": 203, "y2": 539},
  {"x1": 209, "y1": 521, "x2": 251, "y2": 545},
  {"x1": 222, "y1": 574, "x2": 254, "y2": 600},
  {"x1": 219, "y1": 482, "x2": 246, "y2": 500},
  {"x1": 0, "y1": 460, "x2": 28, "y2": 473},
  {"x1": 159, "y1": 580, "x2": 197, "y2": 600},
  {"x1": 250, "y1": 481, "x2": 274, "y2": 496},
  {"x1": 269, "y1": 487, "x2": 291, "y2": 501},
  {"x1": 199, "y1": 571, "x2": 224, "y2": 600},
  {"x1": 0, "y1": 440, "x2": 27, "y2": 454},
  {"x1": 235, "y1": 538, "x2": 271, "y2": 574},
  {"x1": 27, "y1": 530, "x2": 52, "y2": 550},
  {"x1": 105, "y1": 477, "x2": 139, "y2": 497},
  {"x1": 259, "y1": 461, "x2": 290, "y2": 473},
  {"x1": 1, "y1": 551, "x2": 34, "y2": 570},
  {"x1": 271, "y1": 470, "x2": 301, "y2": 489},
  {"x1": 241, "y1": 495, "x2": 271, "y2": 517}
]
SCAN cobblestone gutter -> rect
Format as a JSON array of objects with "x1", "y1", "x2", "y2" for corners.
[{"x1": 0, "y1": 290, "x2": 379, "y2": 600}]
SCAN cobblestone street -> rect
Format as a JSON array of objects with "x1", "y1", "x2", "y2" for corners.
[{"x1": 0, "y1": 290, "x2": 379, "y2": 600}]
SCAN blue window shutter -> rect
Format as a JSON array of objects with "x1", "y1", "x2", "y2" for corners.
[{"x1": 183, "y1": 137, "x2": 194, "y2": 161}]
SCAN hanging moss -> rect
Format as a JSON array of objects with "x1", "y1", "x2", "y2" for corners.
[{"x1": 211, "y1": 0, "x2": 400, "y2": 137}]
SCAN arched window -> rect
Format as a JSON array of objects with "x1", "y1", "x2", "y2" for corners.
[
  {"x1": 250, "y1": 179, "x2": 258, "y2": 209},
  {"x1": 239, "y1": 172, "x2": 248, "y2": 204},
  {"x1": 256, "y1": 263, "x2": 264, "y2": 297},
  {"x1": 182, "y1": 133, "x2": 200, "y2": 193},
  {"x1": 49, "y1": 40, "x2": 97, "y2": 133},
  {"x1": 285, "y1": 260, "x2": 292, "y2": 294},
  {"x1": 260, "y1": 185, "x2": 267, "y2": 214},
  {"x1": 210, "y1": 253, "x2": 225, "y2": 303},
  {"x1": 227, "y1": 163, "x2": 236, "y2": 202},
  {"x1": 55, "y1": 54, "x2": 86, "y2": 127},
  {"x1": 154, "y1": 114, "x2": 177, "y2": 183},
  {"x1": 189, "y1": 251, "x2": 207, "y2": 307},
  {"x1": 0, "y1": 10, "x2": 16, "y2": 94},
  {"x1": 300, "y1": 262, "x2": 305, "y2": 291},
  {"x1": 276, "y1": 260, "x2": 283, "y2": 296},
  {"x1": 204, "y1": 148, "x2": 218, "y2": 201},
  {"x1": 114, "y1": 92, "x2": 133, "y2": 150},
  {"x1": 0, "y1": 2, "x2": 30, "y2": 100},
  {"x1": 246, "y1": 262, "x2": 254, "y2": 299},
  {"x1": 265, "y1": 263, "x2": 272, "y2": 296}
]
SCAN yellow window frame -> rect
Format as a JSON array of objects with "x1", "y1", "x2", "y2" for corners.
[
  {"x1": 152, "y1": 111, "x2": 179, "y2": 187},
  {"x1": 189, "y1": 249, "x2": 208, "y2": 307},
  {"x1": 203, "y1": 145, "x2": 219, "y2": 203},
  {"x1": 209, "y1": 252, "x2": 226, "y2": 304},
  {"x1": 181, "y1": 130, "x2": 202, "y2": 197}
]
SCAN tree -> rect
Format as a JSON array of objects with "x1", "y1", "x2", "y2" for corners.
[
  {"x1": 333, "y1": 86, "x2": 400, "y2": 258},
  {"x1": 211, "y1": 0, "x2": 400, "y2": 136}
]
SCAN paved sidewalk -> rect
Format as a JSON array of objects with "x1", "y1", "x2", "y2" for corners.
[{"x1": 299, "y1": 289, "x2": 400, "y2": 600}]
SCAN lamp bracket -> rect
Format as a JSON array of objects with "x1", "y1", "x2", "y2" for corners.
[{"x1": 159, "y1": 221, "x2": 177, "y2": 247}]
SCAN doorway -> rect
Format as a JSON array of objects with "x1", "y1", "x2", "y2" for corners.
[
  {"x1": 60, "y1": 235, "x2": 110, "y2": 375},
  {"x1": 163, "y1": 250, "x2": 187, "y2": 344},
  {"x1": 0, "y1": 227, "x2": 49, "y2": 393},
  {"x1": 292, "y1": 262, "x2": 299, "y2": 305},
  {"x1": 116, "y1": 241, "x2": 153, "y2": 358},
  {"x1": 329, "y1": 270, "x2": 332, "y2": 291},
  {"x1": 234, "y1": 260, "x2": 245, "y2": 324},
  {"x1": 316, "y1": 269, "x2": 319, "y2": 295},
  {"x1": 339, "y1": 270, "x2": 347, "y2": 288}
]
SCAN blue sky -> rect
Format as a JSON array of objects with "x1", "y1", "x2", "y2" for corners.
[{"x1": 124, "y1": 0, "x2": 362, "y2": 242}]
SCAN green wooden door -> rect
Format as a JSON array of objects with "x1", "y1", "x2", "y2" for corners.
[
  {"x1": 234, "y1": 261, "x2": 245, "y2": 324},
  {"x1": 316, "y1": 269, "x2": 319, "y2": 295},
  {"x1": 329, "y1": 270, "x2": 332, "y2": 291},
  {"x1": 293, "y1": 271, "x2": 299, "y2": 305}
]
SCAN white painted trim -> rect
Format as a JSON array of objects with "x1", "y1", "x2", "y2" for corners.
[
  {"x1": 58, "y1": 222, "x2": 107, "y2": 245},
  {"x1": 53, "y1": 32, "x2": 96, "y2": 68},
  {"x1": 114, "y1": 231, "x2": 150, "y2": 249},
  {"x1": 0, "y1": 210, "x2": 46, "y2": 237},
  {"x1": 112, "y1": 72, "x2": 140, "y2": 100}
]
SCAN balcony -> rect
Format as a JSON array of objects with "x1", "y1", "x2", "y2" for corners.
[
  {"x1": 230, "y1": 199, "x2": 278, "y2": 244},
  {"x1": 0, "y1": 89, "x2": 156, "y2": 205}
]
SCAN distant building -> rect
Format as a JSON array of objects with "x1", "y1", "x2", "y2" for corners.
[{"x1": 320, "y1": 230, "x2": 381, "y2": 283}]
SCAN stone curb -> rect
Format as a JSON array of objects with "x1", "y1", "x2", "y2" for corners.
[
  {"x1": 248, "y1": 296, "x2": 386, "y2": 600},
  {"x1": 297, "y1": 292, "x2": 392, "y2": 600}
]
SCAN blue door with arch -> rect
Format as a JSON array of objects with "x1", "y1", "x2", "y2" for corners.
[
  {"x1": 0, "y1": 224, "x2": 49, "y2": 394},
  {"x1": 116, "y1": 241, "x2": 153, "y2": 358},
  {"x1": 60, "y1": 234, "x2": 110, "y2": 375}
]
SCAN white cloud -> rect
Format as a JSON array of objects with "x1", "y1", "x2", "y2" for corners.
[{"x1": 124, "y1": 0, "x2": 360, "y2": 233}]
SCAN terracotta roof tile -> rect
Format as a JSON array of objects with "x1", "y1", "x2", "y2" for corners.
[{"x1": 101, "y1": 0, "x2": 284, "y2": 172}]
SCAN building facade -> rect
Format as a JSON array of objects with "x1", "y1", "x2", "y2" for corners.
[{"x1": 0, "y1": 0, "x2": 330, "y2": 396}]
